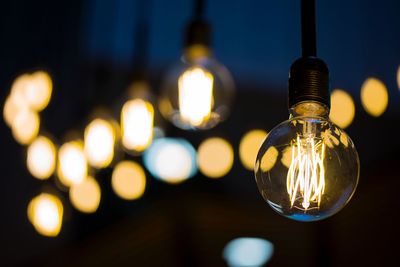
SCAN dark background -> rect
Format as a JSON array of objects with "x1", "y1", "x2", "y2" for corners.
[{"x1": 1, "y1": 0, "x2": 399, "y2": 266}]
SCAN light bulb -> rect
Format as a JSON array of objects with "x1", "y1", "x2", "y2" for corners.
[
  {"x1": 121, "y1": 98, "x2": 154, "y2": 153},
  {"x1": 255, "y1": 101, "x2": 359, "y2": 221},
  {"x1": 160, "y1": 45, "x2": 234, "y2": 130},
  {"x1": 27, "y1": 193, "x2": 63, "y2": 237},
  {"x1": 84, "y1": 118, "x2": 115, "y2": 168}
]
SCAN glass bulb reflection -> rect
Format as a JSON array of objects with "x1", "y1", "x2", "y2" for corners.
[{"x1": 255, "y1": 102, "x2": 359, "y2": 221}]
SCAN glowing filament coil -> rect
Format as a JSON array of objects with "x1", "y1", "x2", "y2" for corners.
[{"x1": 286, "y1": 135, "x2": 326, "y2": 210}]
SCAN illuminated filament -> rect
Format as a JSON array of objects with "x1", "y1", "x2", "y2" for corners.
[
  {"x1": 178, "y1": 67, "x2": 214, "y2": 126},
  {"x1": 286, "y1": 135, "x2": 326, "y2": 210},
  {"x1": 121, "y1": 99, "x2": 154, "y2": 152}
]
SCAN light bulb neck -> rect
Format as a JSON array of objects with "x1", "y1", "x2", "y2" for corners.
[
  {"x1": 183, "y1": 44, "x2": 212, "y2": 61},
  {"x1": 184, "y1": 20, "x2": 211, "y2": 49},
  {"x1": 289, "y1": 101, "x2": 329, "y2": 118},
  {"x1": 288, "y1": 57, "x2": 330, "y2": 109}
]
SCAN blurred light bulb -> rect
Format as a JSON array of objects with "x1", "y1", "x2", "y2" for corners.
[
  {"x1": 143, "y1": 138, "x2": 197, "y2": 184},
  {"x1": 84, "y1": 119, "x2": 115, "y2": 168},
  {"x1": 121, "y1": 99, "x2": 154, "y2": 152},
  {"x1": 223, "y1": 237, "x2": 274, "y2": 267},
  {"x1": 112, "y1": 161, "x2": 146, "y2": 200},
  {"x1": 329, "y1": 89, "x2": 355, "y2": 129},
  {"x1": 27, "y1": 193, "x2": 63, "y2": 237},
  {"x1": 255, "y1": 102, "x2": 359, "y2": 221},
  {"x1": 57, "y1": 140, "x2": 87, "y2": 187},
  {"x1": 24, "y1": 71, "x2": 53, "y2": 111},
  {"x1": 197, "y1": 137, "x2": 234, "y2": 178},
  {"x1": 11, "y1": 108, "x2": 40, "y2": 145},
  {"x1": 239, "y1": 130, "x2": 268, "y2": 170},
  {"x1": 69, "y1": 176, "x2": 101, "y2": 213},
  {"x1": 179, "y1": 67, "x2": 214, "y2": 126},
  {"x1": 27, "y1": 136, "x2": 56, "y2": 180},
  {"x1": 361, "y1": 77, "x2": 388, "y2": 117},
  {"x1": 160, "y1": 45, "x2": 234, "y2": 130}
]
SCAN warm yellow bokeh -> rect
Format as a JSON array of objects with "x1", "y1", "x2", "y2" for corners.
[
  {"x1": 178, "y1": 67, "x2": 214, "y2": 126},
  {"x1": 239, "y1": 130, "x2": 268, "y2": 170},
  {"x1": 57, "y1": 141, "x2": 87, "y2": 187},
  {"x1": 361, "y1": 78, "x2": 388, "y2": 117},
  {"x1": 121, "y1": 99, "x2": 154, "y2": 152},
  {"x1": 260, "y1": 146, "x2": 278, "y2": 172},
  {"x1": 27, "y1": 136, "x2": 56, "y2": 179},
  {"x1": 330, "y1": 89, "x2": 355, "y2": 129},
  {"x1": 84, "y1": 119, "x2": 115, "y2": 168},
  {"x1": 197, "y1": 137, "x2": 234, "y2": 178},
  {"x1": 3, "y1": 96, "x2": 23, "y2": 128},
  {"x1": 11, "y1": 108, "x2": 40, "y2": 145},
  {"x1": 27, "y1": 193, "x2": 63, "y2": 237},
  {"x1": 24, "y1": 71, "x2": 53, "y2": 111},
  {"x1": 112, "y1": 161, "x2": 146, "y2": 200},
  {"x1": 69, "y1": 176, "x2": 101, "y2": 213}
]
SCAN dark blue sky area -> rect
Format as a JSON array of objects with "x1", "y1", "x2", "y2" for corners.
[{"x1": 85, "y1": 0, "x2": 400, "y2": 103}]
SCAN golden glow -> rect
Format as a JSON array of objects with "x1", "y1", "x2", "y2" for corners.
[
  {"x1": 11, "y1": 108, "x2": 40, "y2": 145},
  {"x1": 197, "y1": 137, "x2": 234, "y2": 178},
  {"x1": 330, "y1": 89, "x2": 355, "y2": 129},
  {"x1": 361, "y1": 78, "x2": 388, "y2": 117},
  {"x1": 286, "y1": 135, "x2": 326, "y2": 210},
  {"x1": 260, "y1": 146, "x2": 278, "y2": 172},
  {"x1": 84, "y1": 119, "x2": 115, "y2": 168},
  {"x1": 112, "y1": 161, "x2": 146, "y2": 200},
  {"x1": 69, "y1": 176, "x2": 101, "y2": 213},
  {"x1": 27, "y1": 136, "x2": 56, "y2": 179},
  {"x1": 57, "y1": 141, "x2": 87, "y2": 187},
  {"x1": 3, "y1": 95, "x2": 23, "y2": 128},
  {"x1": 121, "y1": 99, "x2": 154, "y2": 152},
  {"x1": 178, "y1": 67, "x2": 214, "y2": 126},
  {"x1": 27, "y1": 193, "x2": 63, "y2": 237},
  {"x1": 239, "y1": 130, "x2": 268, "y2": 170},
  {"x1": 24, "y1": 71, "x2": 53, "y2": 111}
]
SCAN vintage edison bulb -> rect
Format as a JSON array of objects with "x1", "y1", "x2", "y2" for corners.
[
  {"x1": 159, "y1": 46, "x2": 234, "y2": 130},
  {"x1": 255, "y1": 102, "x2": 359, "y2": 221}
]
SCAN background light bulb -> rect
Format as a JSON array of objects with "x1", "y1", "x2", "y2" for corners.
[
  {"x1": 255, "y1": 102, "x2": 359, "y2": 221},
  {"x1": 27, "y1": 193, "x2": 63, "y2": 237},
  {"x1": 121, "y1": 99, "x2": 154, "y2": 152},
  {"x1": 57, "y1": 140, "x2": 87, "y2": 187},
  {"x1": 27, "y1": 136, "x2": 56, "y2": 180},
  {"x1": 159, "y1": 45, "x2": 234, "y2": 130},
  {"x1": 84, "y1": 118, "x2": 115, "y2": 168}
]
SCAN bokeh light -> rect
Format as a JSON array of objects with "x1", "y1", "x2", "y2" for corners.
[
  {"x1": 24, "y1": 71, "x2": 53, "y2": 111},
  {"x1": 27, "y1": 193, "x2": 63, "y2": 237},
  {"x1": 223, "y1": 237, "x2": 274, "y2": 267},
  {"x1": 197, "y1": 137, "x2": 234, "y2": 178},
  {"x1": 27, "y1": 136, "x2": 56, "y2": 180},
  {"x1": 84, "y1": 118, "x2": 115, "y2": 168},
  {"x1": 330, "y1": 89, "x2": 355, "y2": 128},
  {"x1": 57, "y1": 140, "x2": 87, "y2": 187},
  {"x1": 361, "y1": 78, "x2": 388, "y2": 117},
  {"x1": 112, "y1": 161, "x2": 146, "y2": 200},
  {"x1": 11, "y1": 108, "x2": 40, "y2": 145},
  {"x1": 239, "y1": 130, "x2": 268, "y2": 170},
  {"x1": 3, "y1": 95, "x2": 22, "y2": 128},
  {"x1": 143, "y1": 138, "x2": 197, "y2": 184},
  {"x1": 121, "y1": 99, "x2": 154, "y2": 153},
  {"x1": 69, "y1": 176, "x2": 101, "y2": 213}
]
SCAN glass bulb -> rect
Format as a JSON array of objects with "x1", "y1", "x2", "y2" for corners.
[
  {"x1": 255, "y1": 102, "x2": 359, "y2": 221},
  {"x1": 159, "y1": 45, "x2": 234, "y2": 130}
]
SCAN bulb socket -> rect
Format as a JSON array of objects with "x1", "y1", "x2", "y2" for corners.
[
  {"x1": 184, "y1": 20, "x2": 211, "y2": 48},
  {"x1": 288, "y1": 57, "x2": 330, "y2": 109}
]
